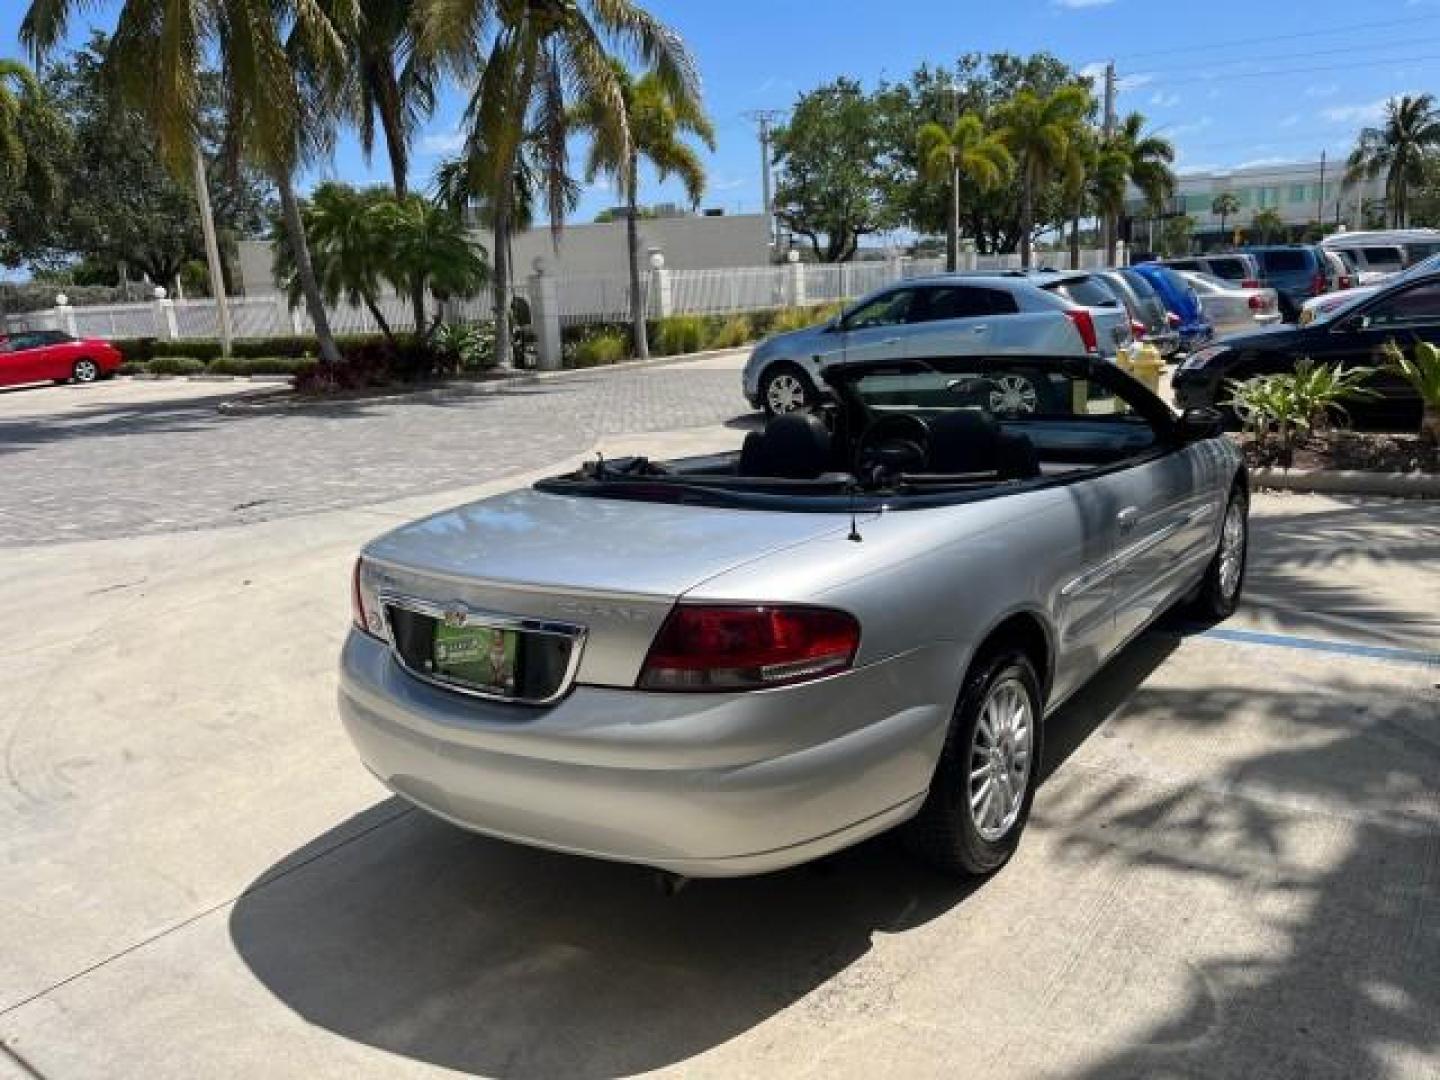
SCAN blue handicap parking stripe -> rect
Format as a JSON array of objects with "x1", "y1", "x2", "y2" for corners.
[{"x1": 1196, "y1": 626, "x2": 1439, "y2": 668}]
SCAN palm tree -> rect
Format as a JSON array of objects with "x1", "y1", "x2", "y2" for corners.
[
  {"x1": 1250, "y1": 208, "x2": 1285, "y2": 244},
  {"x1": 1212, "y1": 192, "x2": 1240, "y2": 241},
  {"x1": 571, "y1": 62, "x2": 715, "y2": 360},
  {"x1": 1345, "y1": 94, "x2": 1440, "y2": 228},
  {"x1": 1101, "y1": 112, "x2": 1175, "y2": 264},
  {"x1": 0, "y1": 59, "x2": 63, "y2": 228},
  {"x1": 21, "y1": 0, "x2": 357, "y2": 366},
  {"x1": 418, "y1": 0, "x2": 698, "y2": 368},
  {"x1": 375, "y1": 194, "x2": 489, "y2": 331},
  {"x1": 996, "y1": 85, "x2": 1090, "y2": 269},
  {"x1": 272, "y1": 183, "x2": 398, "y2": 341},
  {"x1": 348, "y1": 0, "x2": 438, "y2": 333},
  {"x1": 916, "y1": 112, "x2": 1012, "y2": 273},
  {"x1": 0, "y1": 60, "x2": 43, "y2": 182}
]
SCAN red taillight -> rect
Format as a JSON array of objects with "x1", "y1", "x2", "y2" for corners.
[
  {"x1": 1165, "y1": 311, "x2": 1181, "y2": 328},
  {"x1": 1064, "y1": 309, "x2": 1098, "y2": 353},
  {"x1": 638, "y1": 605, "x2": 860, "y2": 692},
  {"x1": 1310, "y1": 272, "x2": 1326, "y2": 296},
  {"x1": 351, "y1": 559, "x2": 369, "y2": 631},
  {"x1": 1247, "y1": 294, "x2": 1268, "y2": 311},
  {"x1": 1241, "y1": 278, "x2": 1261, "y2": 289},
  {"x1": 1339, "y1": 275, "x2": 1353, "y2": 289},
  {"x1": 1130, "y1": 319, "x2": 1147, "y2": 338}
]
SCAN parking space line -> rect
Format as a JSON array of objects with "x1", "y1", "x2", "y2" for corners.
[{"x1": 1196, "y1": 626, "x2": 1439, "y2": 668}]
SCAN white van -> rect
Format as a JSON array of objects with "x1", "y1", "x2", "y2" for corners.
[{"x1": 1321, "y1": 229, "x2": 1440, "y2": 274}]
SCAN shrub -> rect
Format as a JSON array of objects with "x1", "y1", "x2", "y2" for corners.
[
  {"x1": 1288, "y1": 358, "x2": 1376, "y2": 430},
  {"x1": 110, "y1": 337, "x2": 156, "y2": 363},
  {"x1": 769, "y1": 303, "x2": 840, "y2": 335},
  {"x1": 707, "y1": 315, "x2": 756, "y2": 349},
  {"x1": 145, "y1": 356, "x2": 207, "y2": 376},
  {"x1": 572, "y1": 327, "x2": 630, "y2": 367},
  {"x1": 292, "y1": 350, "x2": 389, "y2": 394},
  {"x1": 1382, "y1": 339, "x2": 1440, "y2": 444},
  {"x1": 207, "y1": 356, "x2": 314, "y2": 376},
  {"x1": 653, "y1": 314, "x2": 707, "y2": 356},
  {"x1": 433, "y1": 322, "x2": 497, "y2": 372}
]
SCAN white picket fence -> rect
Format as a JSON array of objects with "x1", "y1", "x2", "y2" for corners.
[{"x1": 3, "y1": 248, "x2": 1118, "y2": 340}]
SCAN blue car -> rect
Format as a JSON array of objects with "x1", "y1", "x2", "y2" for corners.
[{"x1": 1130, "y1": 263, "x2": 1213, "y2": 351}]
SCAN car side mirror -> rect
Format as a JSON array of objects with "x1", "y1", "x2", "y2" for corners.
[{"x1": 1177, "y1": 406, "x2": 1224, "y2": 442}]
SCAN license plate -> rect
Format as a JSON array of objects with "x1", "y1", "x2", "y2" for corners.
[{"x1": 431, "y1": 623, "x2": 518, "y2": 695}]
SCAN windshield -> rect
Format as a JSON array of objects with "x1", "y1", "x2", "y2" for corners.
[
  {"x1": 1401, "y1": 253, "x2": 1440, "y2": 280},
  {"x1": 1185, "y1": 272, "x2": 1233, "y2": 293}
]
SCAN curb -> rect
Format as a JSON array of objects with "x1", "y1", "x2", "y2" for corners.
[
  {"x1": 1251, "y1": 466, "x2": 1440, "y2": 499},
  {"x1": 214, "y1": 346, "x2": 751, "y2": 415}
]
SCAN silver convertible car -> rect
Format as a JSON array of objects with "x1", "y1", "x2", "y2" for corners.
[{"x1": 341, "y1": 356, "x2": 1247, "y2": 880}]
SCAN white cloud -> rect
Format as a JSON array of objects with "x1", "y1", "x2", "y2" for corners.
[
  {"x1": 1321, "y1": 95, "x2": 1411, "y2": 126},
  {"x1": 1149, "y1": 90, "x2": 1181, "y2": 108},
  {"x1": 1079, "y1": 61, "x2": 1107, "y2": 80},
  {"x1": 1116, "y1": 73, "x2": 1153, "y2": 92},
  {"x1": 419, "y1": 126, "x2": 466, "y2": 155}
]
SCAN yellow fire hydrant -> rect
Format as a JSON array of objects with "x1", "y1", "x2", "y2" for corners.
[{"x1": 1116, "y1": 343, "x2": 1165, "y2": 393}]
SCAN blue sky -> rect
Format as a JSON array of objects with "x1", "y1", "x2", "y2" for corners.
[{"x1": 3, "y1": 0, "x2": 1439, "y2": 224}]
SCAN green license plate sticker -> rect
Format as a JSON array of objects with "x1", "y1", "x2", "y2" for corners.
[{"x1": 432, "y1": 623, "x2": 517, "y2": 694}]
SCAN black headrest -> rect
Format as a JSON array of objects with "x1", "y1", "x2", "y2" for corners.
[
  {"x1": 739, "y1": 412, "x2": 833, "y2": 479},
  {"x1": 928, "y1": 409, "x2": 1040, "y2": 481}
]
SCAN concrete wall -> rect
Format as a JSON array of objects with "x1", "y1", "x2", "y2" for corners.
[{"x1": 237, "y1": 213, "x2": 770, "y2": 296}]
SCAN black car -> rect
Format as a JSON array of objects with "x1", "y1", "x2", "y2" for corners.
[
  {"x1": 1173, "y1": 271, "x2": 1440, "y2": 431},
  {"x1": 1239, "y1": 245, "x2": 1331, "y2": 322}
]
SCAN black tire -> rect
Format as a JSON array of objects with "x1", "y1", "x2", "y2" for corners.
[
  {"x1": 71, "y1": 358, "x2": 100, "y2": 384},
  {"x1": 904, "y1": 649, "x2": 1043, "y2": 877},
  {"x1": 759, "y1": 362, "x2": 818, "y2": 417},
  {"x1": 1190, "y1": 485, "x2": 1249, "y2": 621}
]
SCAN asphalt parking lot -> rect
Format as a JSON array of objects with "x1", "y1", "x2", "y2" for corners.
[{"x1": 1, "y1": 360, "x2": 1437, "y2": 1079}]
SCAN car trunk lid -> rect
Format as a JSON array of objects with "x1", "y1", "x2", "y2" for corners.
[{"x1": 361, "y1": 487, "x2": 857, "y2": 691}]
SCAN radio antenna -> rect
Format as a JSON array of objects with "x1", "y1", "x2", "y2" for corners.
[{"x1": 846, "y1": 480, "x2": 863, "y2": 543}]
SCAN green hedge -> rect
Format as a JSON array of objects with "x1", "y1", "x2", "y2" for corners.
[{"x1": 110, "y1": 332, "x2": 389, "y2": 363}]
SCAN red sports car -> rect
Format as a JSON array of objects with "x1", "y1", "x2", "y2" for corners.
[{"x1": 0, "y1": 330, "x2": 123, "y2": 389}]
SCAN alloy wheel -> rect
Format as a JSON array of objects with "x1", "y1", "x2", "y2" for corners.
[
  {"x1": 1218, "y1": 498, "x2": 1246, "y2": 600},
  {"x1": 73, "y1": 360, "x2": 99, "y2": 383},
  {"x1": 988, "y1": 375, "x2": 1038, "y2": 415},
  {"x1": 765, "y1": 372, "x2": 807, "y2": 414},
  {"x1": 968, "y1": 676, "x2": 1034, "y2": 841}
]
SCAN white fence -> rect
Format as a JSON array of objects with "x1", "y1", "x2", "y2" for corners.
[{"x1": 2, "y1": 247, "x2": 1120, "y2": 341}]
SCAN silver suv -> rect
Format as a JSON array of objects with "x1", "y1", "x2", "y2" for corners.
[{"x1": 743, "y1": 272, "x2": 1134, "y2": 415}]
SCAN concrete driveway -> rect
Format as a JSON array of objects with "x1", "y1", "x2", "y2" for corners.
[{"x1": 1, "y1": 362, "x2": 1436, "y2": 1079}]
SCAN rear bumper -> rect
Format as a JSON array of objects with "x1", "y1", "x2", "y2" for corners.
[{"x1": 338, "y1": 630, "x2": 956, "y2": 876}]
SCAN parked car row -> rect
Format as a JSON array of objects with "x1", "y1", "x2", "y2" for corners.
[{"x1": 744, "y1": 264, "x2": 1285, "y2": 416}]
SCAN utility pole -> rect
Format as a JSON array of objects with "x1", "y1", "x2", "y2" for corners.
[
  {"x1": 744, "y1": 109, "x2": 784, "y2": 256},
  {"x1": 1102, "y1": 61, "x2": 1118, "y2": 262},
  {"x1": 192, "y1": 145, "x2": 234, "y2": 358},
  {"x1": 1316, "y1": 149, "x2": 1327, "y2": 234}
]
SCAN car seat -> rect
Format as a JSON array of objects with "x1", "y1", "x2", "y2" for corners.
[
  {"x1": 927, "y1": 409, "x2": 1041, "y2": 481},
  {"x1": 738, "y1": 412, "x2": 834, "y2": 479}
]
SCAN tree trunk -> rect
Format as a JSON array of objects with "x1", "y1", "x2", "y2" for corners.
[
  {"x1": 374, "y1": 74, "x2": 427, "y2": 340},
  {"x1": 946, "y1": 163, "x2": 959, "y2": 273},
  {"x1": 1019, "y1": 173, "x2": 1034, "y2": 269},
  {"x1": 1069, "y1": 207, "x2": 1081, "y2": 269},
  {"x1": 626, "y1": 158, "x2": 649, "y2": 361},
  {"x1": 363, "y1": 294, "x2": 395, "y2": 344},
  {"x1": 492, "y1": 190, "x2": 513, "y2": 369},
  {"x1": 1422, "y1": 405, "x2": 1440, "y2": 446},
  {"x1": 276, "y1": 172, "x2": 342, "y2": 366},
  {"x1": 1104, "y1": 211, "x2": 1117, "y2": 266}
]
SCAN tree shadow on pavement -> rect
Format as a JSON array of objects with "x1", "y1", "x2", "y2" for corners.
[
  {"x1": 228, "y1": 631, "x2": 1181, "y2": 1078},
  {"x1": 1042, "y1": 672, "x2": 1440, "y2": 1080}
]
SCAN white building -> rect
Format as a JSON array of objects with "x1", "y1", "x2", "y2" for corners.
[{"x1": 1127, "y1": 160, "x2": 1388, "y2": 248}]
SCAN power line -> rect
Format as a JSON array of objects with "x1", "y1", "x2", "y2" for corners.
[
  {"x1": 1086, "y1": 10, "x2": 1440, "y2": 64},
  {"x1": 1133, "y1": 51, "x2": 1440, "y2": 90},
  {"x1": 1125, "y1": 34, "x2": 1440, "y2": 81}
]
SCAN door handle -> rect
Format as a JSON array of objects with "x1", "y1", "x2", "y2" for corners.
[
  {"x1": 882, "y1": 337, "x2": 900, "y2": 345},
  {"x1": 971, "y1": 325, "x2": 990, "y2": 334},
  {"x1": 1117, "y1": 507, "x2": 1141, "y2": 533}
]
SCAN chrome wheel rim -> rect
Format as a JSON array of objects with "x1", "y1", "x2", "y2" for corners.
[
  {"x1": 968, "y1": 677, "x2": 1034, "y2": 842},
  {"x1": 988, "y1": 375, "x2": 1038, "y2": 415},
  {"x1": 766, "y1": 372, "x2": 806, "y2": 414},
  {"x1": 74, "y1": 360, "x2": 98, "y2": 382},
  {"x1": 1218, "y1": 498, "x2": 1246, "y2": 599}
]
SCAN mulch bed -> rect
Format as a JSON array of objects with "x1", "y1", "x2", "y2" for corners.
[{"x1": 1237, "y1": 430, "x2": 1439, "y2": 473}]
